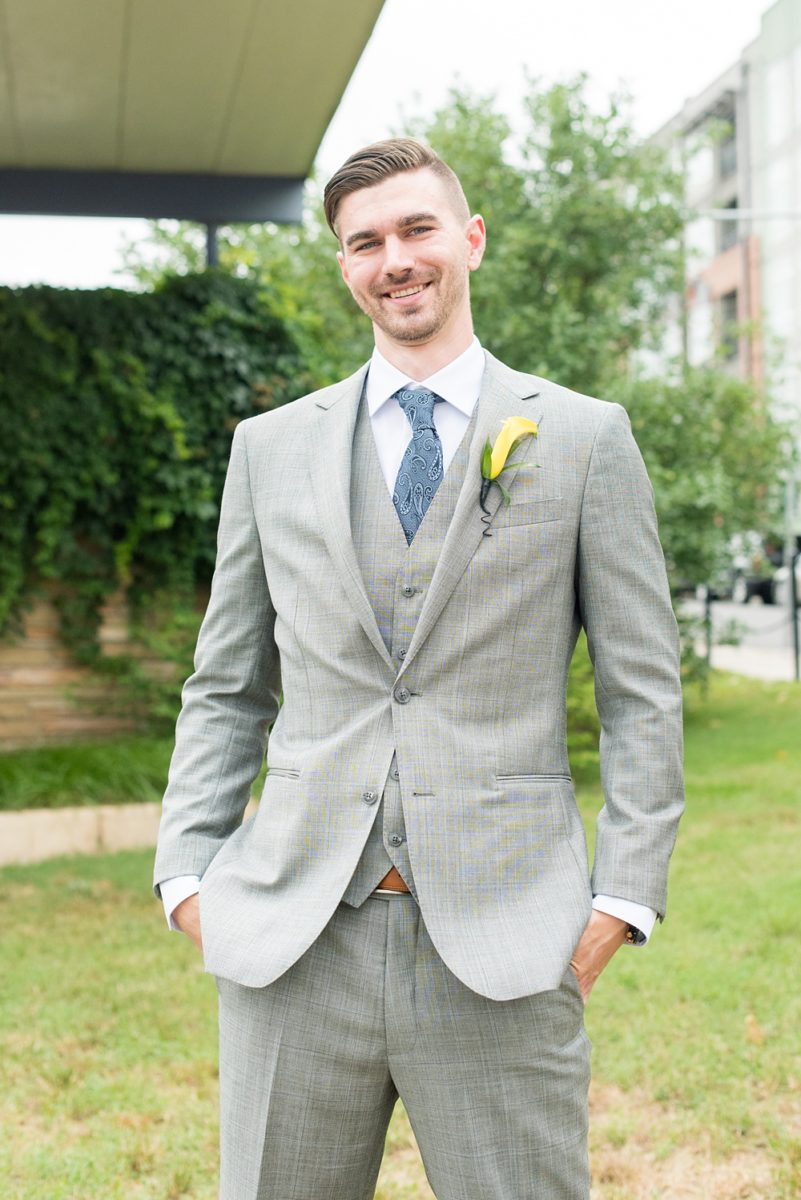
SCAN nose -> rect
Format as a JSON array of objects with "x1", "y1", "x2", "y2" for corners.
[{"x1": 382, "y1": 234, "x2": 415, "y2": 277}]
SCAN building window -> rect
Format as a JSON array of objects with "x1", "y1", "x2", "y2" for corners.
[
  {"x1": 720, "y1": 290, "x2": 739, "y2": 359},
  {"x1": 687, "y1": 284, "x2": 714, "y2": 366},
  {"x1": 720, "y1": 200, "x2": 738, "y2": 252},
  {"x1": 765, "y1": 57, "x2": 791, "y2": 149},
  {"x1": 718, "y1": 127, "x2": 737, "y2": 180},
  {"x1": 685, "y1": 141, "x2": 715, "y2": 201}
]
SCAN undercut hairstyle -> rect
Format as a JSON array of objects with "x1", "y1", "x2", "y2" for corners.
[{"x1": 323, "y1": 138, "x2": 470, "y2": 238}]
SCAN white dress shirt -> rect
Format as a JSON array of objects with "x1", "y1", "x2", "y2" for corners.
[{"x1": 161, "y1": 337, "x2": 656, "y2": 944}]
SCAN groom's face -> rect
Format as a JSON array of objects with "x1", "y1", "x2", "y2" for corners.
[{"x1": 336, "y1": 167, "x2": 485, "y2": 350}]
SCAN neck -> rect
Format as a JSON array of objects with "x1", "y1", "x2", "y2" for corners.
[{"x1": 374, "y1": 320, "x2": 474, "y2": 381}]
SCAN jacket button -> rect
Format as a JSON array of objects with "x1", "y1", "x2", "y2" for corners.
[
  {"x1": 362, "y1": 791, "x2": 378, "y2": 805},
  {"x1": 389, "y1": 834, "x2": 405, "y2": 847},
  {"x1": 394, "y1": 687, "x2": 411, "y2": 703}
]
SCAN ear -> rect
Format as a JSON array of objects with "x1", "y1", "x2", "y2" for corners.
[
  {"x1": 466, "y1": 214, "x2": 486, "y2": 272},
  {"x1": 336, "y1": 248, "x2": 350, "y2": 288}
]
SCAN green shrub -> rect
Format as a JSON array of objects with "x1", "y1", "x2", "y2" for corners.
[
  {"x1": 567, "y1": 634, "x2": 600, "y2": 779},
  {"x1": 0, "y1": 271, "x2": 306, "y2": 663}
]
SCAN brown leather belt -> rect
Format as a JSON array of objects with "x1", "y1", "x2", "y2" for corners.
[{"x1": 373, "y1": 865, "x2": 410, "y2": 894}]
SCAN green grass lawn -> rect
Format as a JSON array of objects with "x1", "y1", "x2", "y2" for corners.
[{"x1": 0, "y1": 673, "x2": 799, "y2": 1199}]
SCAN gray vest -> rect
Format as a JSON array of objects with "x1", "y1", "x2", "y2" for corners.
[{"x1": 341, "y1": 388, "x2": 478, "y2": 906}]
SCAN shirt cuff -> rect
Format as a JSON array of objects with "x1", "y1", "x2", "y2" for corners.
[
  {"x1": 160, "y1": 875, "x2": 201, "y2": 930},
  {"x1": 592, "y1": 894, "x2": 657, "y2": 944}
]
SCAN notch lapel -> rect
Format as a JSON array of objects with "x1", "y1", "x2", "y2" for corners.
[{"x1": 308, "y1": 365, "x2": 396, "y2": 673}]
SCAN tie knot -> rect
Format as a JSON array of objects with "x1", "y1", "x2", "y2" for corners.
[{"x1": 394, "y1": 386, "x2": 442, "y2": 431}]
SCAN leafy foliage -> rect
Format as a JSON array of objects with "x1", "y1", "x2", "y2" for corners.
[
  {"x1": 610, "y1": 365, "x2": 790, "y2": 586},
  {"x1": 0, "y1": 271, "x2": 306, "y2": 661},
  {"x1": 119, "y1": 193, "x2": 372, "y2": 387},
  {"x1": 566, "y1": 634, "x2": 601, "y2": 780},
  {"x1": 86, "y1": 594, "x2": 206, "y2": 733},
  {"x1": 413, "y1": 80, "x2": 686, "y2": 395}
]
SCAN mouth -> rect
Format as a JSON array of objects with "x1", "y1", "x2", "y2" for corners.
[{"x1": 383, "y1": 282, "x2": 431, "y2": 303}]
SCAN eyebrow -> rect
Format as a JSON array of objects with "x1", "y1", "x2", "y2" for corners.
[{"x1": 344, "y1": 211, "x2": 440, "y2": 249}]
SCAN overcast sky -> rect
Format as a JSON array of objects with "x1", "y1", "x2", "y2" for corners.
[{"x1": 0, "y1": 0, "x2": 773, "y2": 289}]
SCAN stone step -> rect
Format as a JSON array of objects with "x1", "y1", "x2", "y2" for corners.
[
  {"x1": 0, "y1": 798, "x2": 258, "y2": 866},
  {"x1": 0, "y1": 802, "x2": 162, "y2": 865}
]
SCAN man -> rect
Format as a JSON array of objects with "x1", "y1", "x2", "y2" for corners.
[{"x1": 154, "y1": 138, "x2": 684, "y2": 1200}]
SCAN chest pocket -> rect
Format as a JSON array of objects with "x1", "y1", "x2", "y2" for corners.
[{"x1": 490, "y1": 497, "x2": 561, "y2": 529}]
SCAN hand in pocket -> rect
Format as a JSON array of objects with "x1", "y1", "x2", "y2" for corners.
[{"x1": 173, "y1": 893, "x2": 203, "y2": 953}]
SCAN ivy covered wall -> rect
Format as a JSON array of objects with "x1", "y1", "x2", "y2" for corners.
[{"x1": 0, "y1": 271, "x2": 306, "y2": 664}]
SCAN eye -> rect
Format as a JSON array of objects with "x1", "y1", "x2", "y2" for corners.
[
  {"x1": 354, "y1": 239, "x2": 379, "y2": 252},
  {"x1": 408, "y1": 225, "x2": 433, "y2": 236}
]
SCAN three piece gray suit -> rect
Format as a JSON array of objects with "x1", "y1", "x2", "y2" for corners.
[{"x1": 154, "y1": 350, "x2": 684, "y2": 1198}]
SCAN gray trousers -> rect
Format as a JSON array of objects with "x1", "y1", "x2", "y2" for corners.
[{"x1": 216, "y1": 892, "x2": 591, "y2": 1199}]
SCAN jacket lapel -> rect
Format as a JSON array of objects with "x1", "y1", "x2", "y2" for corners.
[
  {"x1": 397, "y1": 351, "x2": 541, "y2": 677},
  {"x1": 307, "y1": 351, "x2": 541, "y2": 679},
  {"x1": 308, "y1": 364, "x2": 397, "y2": 673}
]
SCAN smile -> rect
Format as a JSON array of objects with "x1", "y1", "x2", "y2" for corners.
[{"x1": 385, "y1": 283, "x2": 429, "y2": 300}]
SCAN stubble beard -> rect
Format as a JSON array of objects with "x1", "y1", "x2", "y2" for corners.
[{"x1": 360, "y1": 268, "x2": 469, "y2": 346}]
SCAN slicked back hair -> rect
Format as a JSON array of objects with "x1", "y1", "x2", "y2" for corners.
[{"x1": 323, "y1": 138, "x2": 470, "y2": 239}]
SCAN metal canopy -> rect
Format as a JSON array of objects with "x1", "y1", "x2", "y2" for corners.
[{"x1": 0, "y1": 0, "x2": 385, "y2": 223}]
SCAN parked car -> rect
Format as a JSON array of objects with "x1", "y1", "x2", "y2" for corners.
[
  {"x1": 772, "y1": 555, "x2": 801, "y2": 608},
  {"x1": 693, "y1": 533, "x2": 785, "y2": 604},
  {"x1": 728, "y1": 533, "x2": 783, "y2": 605}
]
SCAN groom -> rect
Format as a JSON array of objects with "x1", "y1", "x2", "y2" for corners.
[{"x1": 154, "y1": 138, "x2": 684, "y2": 1199}]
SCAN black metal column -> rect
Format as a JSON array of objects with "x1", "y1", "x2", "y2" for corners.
[{"x1": 206, "y1": 222, "x2": 219, "y2": 268}]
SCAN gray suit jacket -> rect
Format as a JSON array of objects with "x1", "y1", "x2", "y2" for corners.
[{"x1": 154, "y1": 351, "x2": 684, "y2": 1000}]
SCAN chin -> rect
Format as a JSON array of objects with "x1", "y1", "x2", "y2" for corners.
[
  {"x1": 382, "y1": 314, "x2": 444, "y2": 344},
  {"x1": 392, "y1": 326, "x2": 442, "y2": 345}
]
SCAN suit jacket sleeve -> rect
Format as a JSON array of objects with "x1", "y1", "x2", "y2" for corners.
[
  {"x1": 153, "y1": 419, "x2": 282, "y2": 894},
  {"x1": 576, "y1": 402, "x2": 684, "y2": 919}
]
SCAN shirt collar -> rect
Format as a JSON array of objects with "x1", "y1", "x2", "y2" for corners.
[{"x1": 365, "y1": 337, "x2": 484, "y2": 418}]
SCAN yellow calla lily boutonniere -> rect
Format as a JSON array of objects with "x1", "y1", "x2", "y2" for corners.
[{"x1": 479, "y1": 416, "x2": 539, "y2": 518}]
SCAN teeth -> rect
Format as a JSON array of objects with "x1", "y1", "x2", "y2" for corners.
[{"x1": 389, "y1": 285, "x2": 425, "y2": 298}]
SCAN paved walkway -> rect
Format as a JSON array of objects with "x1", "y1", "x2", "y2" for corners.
[{"x1": 704, "y1": 642, "x2": 799, "y2": 682}]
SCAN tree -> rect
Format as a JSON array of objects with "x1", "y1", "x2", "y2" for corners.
[
  {"x1": 610, "y1": 364, "x2": 790, "y2": 588},
  {"x1": 412, "y1": 79, "x2": 685, "y2": 396}
]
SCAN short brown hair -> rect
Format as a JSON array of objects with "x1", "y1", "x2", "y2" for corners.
[{"x1": 323, "y1": 138, "x2": 469, "y2": 237}]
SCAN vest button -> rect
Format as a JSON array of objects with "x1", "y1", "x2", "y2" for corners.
[
  {"x1": 389, "y1": 834, "x2": 405, "y2": 847},
  {"x1": 394, "y1": 687, "x2": 411, "y2": 704},
  {"x1": 397, "y1": 648, "x2": 406, "y2": 659},
  {"x1": 361, "y1": 791, "x2": 378, "y2": 805},
  {"x1": 402, "y1": 585, "x2": 416, "y2": 597},
  {"x1": 390, "y1": 767, "x2": 400, "y2": 780}
]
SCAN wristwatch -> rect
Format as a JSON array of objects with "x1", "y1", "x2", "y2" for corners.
[{"x1": 624, "y1": 924, "x2": 646, "y2": 946}]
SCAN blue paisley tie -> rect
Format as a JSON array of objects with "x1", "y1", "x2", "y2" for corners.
[{"x1": 392, "y1": 386, "x2": 445, "y2": 544}]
